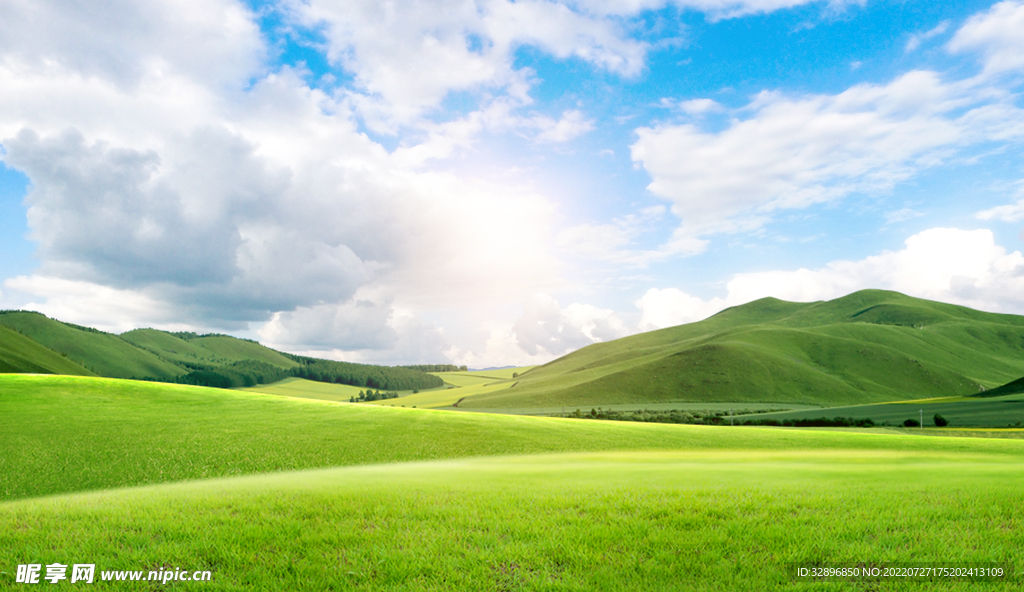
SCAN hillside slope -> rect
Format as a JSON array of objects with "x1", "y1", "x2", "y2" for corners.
[
  {"x1": 2, "y1": 312, "x2": 438, "y2": 390},
  {"x1": 0, "y1": 312, "x2": 185, "y2": 379},
  {"x1": 119, "y1": 329, "x2": 297, "y2": 368},
  {"x1": 460, "y1": 290, "x2": 1024, "y2": 408},
  {"x1": 0, "y1": 325, "x2": 96, "y2": 376}
]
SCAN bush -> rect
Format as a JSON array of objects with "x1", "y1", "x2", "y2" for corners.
[
  {"x1": 903, "y1": 418, "x2": 920, "y2": 427},
  {"x1": 933, "y1": 414, "x2": 949, "y2": 427}
]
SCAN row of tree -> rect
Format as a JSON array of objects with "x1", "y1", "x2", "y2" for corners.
[
  {"x1": 399, "y1": 364, "x2": 468, "y2": 372},
  {"x1": 175, "y1": 360, "x2": 290, "y2": 389},
  {"x1": 350, "y1": 390, "x2": 400, "y2": 402},
  {"x1": 565, "y1": 408, "x2": 883, "y2": 427},
  {"x1": 170, "y1": 357, "x2": 446, "y2": 391},
  {"x1": 285, "y1": 355, "x2": 444, "y2": 391}
]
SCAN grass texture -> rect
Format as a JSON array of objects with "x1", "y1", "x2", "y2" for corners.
[{"x1": 1, "y1": 450, "x2": 1022, "y2": 590}]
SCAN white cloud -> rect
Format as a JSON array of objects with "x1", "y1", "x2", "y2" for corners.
[
  {"x1": 533, "y1": 109, "x2": 596, "y2": 143},
  {"x1": 0, "y1": 0, "x2": 562, "y2": 352},
  {"x1": 632, "y1": 69, "x2": 1024, "y2": 239},
  {"x1": 2, "y1": 275, "x2": 181, "y2": 333},
  {"x1": 638, "y1": 228, "x2": 1024, "y2": 331},
  {"x1": 884, "y1": 207, "x2": 925, "y2": 225},
  {"x1": 573, "y1": 0, "x2": 860, "y2": 20},
  {"x1": 977, "y1": 199, "x2": 1024, "y2": 223},
  {"x1": 259, "y1": 295, "x2": 452, "y2": 365},
  {"x1": 636, "y1": 287, "x2": 726, "y2": 330},
  {"x1": 512, "y1": 294, "x2": 631, "y2": 356},
  {"x1": 948, "y1": 0, "x2": 1024, "y2": 76},
  {"x1": 0, "y1": 0, "x2": 264, "y2": 89},
  {"x1": 728, "y1": 228, "x2": 1024, "y2": 312},
  {"x1": 292, "y1": 0, "x2": 648, "y2": 128},
  {"x1": 905, "y1": 20, "x2": 949, "y2": 53},
  {"x1": 555, "y1": 205, "x2": 707, "y2": 265}
]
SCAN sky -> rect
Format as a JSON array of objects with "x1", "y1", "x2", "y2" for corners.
[{"x1": 1, "y1": 0, "x2": 1024, "y2": 367}]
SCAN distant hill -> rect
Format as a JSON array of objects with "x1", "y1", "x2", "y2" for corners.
[
  {"x1": 973, "y1": 375, "x2": 1024, "y2": 398},
  {"x1": 0, "y1": 311, "x2": 185, "y2": 379},
  {"x1": 458, "y1": 290, "x2": 1024, "y2": 409},
  {"x1": 0, "y1": 325, "x2": 96, "y2": 376},
  {"x1": 0, "y1": 311, "x2": 442, "y2": 391}
]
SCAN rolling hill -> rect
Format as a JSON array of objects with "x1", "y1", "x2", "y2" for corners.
[
  {"x1": 0, "y1": 311, "x2": 441, "y2": 391},
  {"x1": 457, "y1": 290, "x2": 1024, "y2": 409},
  {"x1": 0, "y1": 311, "x2": 185, "y2": 379},
  {"x1": 0, "y1": 325, "x2": 96, "y2": 376}
]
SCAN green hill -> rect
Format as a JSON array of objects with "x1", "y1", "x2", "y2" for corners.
[
  {"x1": 119, "y1": 329, "x2": 297, "y2": 368},
  {"x1": 0, "y1": 311, "x2": 185, "y2": 379},
  {"x1": 0, "y1": 325, "x2": 96, "y2": 375},
  {"x1": 459, "y1": 290, "x2": 1024, "y2": 409},
  {"x1": 1, "y1": 312, "x2": 439, "y2": 390},
  {"x1": 975, "y1": 375, "x2": 1024, "y2": 398},
  {"x1": 118, "y1": 329, "x2": 224, "y2": 365}
]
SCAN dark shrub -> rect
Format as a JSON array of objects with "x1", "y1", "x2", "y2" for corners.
[
  {"x1": 933, "y1": 414, "x2": 949, "y2": 427},
  {"x1": 903, "y1": 418, "x2": 920, "y2": 427}
]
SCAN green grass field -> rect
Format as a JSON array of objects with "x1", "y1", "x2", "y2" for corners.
[
  {"x1": 3, "y1": 375, "x2": 1024, "y2": 589},
  {"x1": 2, "y1": 449, "x2": 1022, "y2": 590},
  {"x1": 737, "y1": 393, "x2": 1024, "y2": 428},
  {"x1": 235, "y1": 376, "x2": 367, "y2": 402}
]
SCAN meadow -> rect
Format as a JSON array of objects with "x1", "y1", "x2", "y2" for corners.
[
  {"x1": 736, "y1": 393, "x2": 1024, "y2": 428},
  {"x1": 2, "y1": 375, "x2": 1024, "y2": 589}
]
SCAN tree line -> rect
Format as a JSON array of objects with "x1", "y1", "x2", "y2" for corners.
[
  {"x1": 167, "y1": 357, "x2": 446, "y2": 391},
  {"x1": 350, "y1": 389, "x2": 400, "y2": 402},
  {"x1": 398, "y1": 364, "x2": 468, "y2": 372},
  {"x1": 285, "y1": 355, "x2": 444, "y2": 391}
]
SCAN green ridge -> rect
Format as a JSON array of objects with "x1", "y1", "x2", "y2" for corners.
[
  {"x1": 0, "y1": 312, "x2": 184, "y2": 379},
  {"x1": 0, "y1": 325, "x2": 96, "y2": 376},
  {"x1": 190, "y1": 335, "x2": 298, "y2": 368},
  {"x1": 118, "y1": 329, "x2": 224, "y2": 365},
  {"x1": 460, "y1": 290, "x2": 1024, "y2": 409},
  {"x1": 976, "y1": 375, "x2": 1024, "y2": 398}
]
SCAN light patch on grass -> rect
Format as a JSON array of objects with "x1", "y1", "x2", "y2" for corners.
[
  {"x1": 236, "y1": 377, "x2": 367, "y2": 402},
  {"x1": 1, "y1": 450, "x2": 1022, "y2": 590}
]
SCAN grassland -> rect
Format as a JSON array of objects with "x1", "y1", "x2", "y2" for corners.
[
  {"x1": 457, "y1": 290, "x2": 1024, "y2": 410},
  {"x1": 4, "y1": 375, "x2": 1024, "y2": 589},
  {"x1": 235, "y1": 376, "x2": 367, "y2": 402},
  {"x1": 1, "y1": 451, "x2": 1021, "y2": 590},
  {"x1": 4, "y1": 374, "x2": 865, "y2": 500},
  {"x1": 736, "y1": 393, "x2": 1024, "y2": 428}
]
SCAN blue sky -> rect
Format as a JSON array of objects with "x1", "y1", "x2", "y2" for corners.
[{"x1": 1, "y1": 0, "x2": 1024, "y2": 366}]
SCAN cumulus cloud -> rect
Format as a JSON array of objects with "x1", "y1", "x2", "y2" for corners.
[
  {"x1": 293, "y1": 0, "x2": 649, "y2": 128},
  {"x1": 636, "y1": 287, "x2": 726, "y2": 330},
  {"x1": 0, "y1": 0, "x2": 264, "y2": 89},
  {"x1": 512, "y1": 295, "x2": 631, "y2": 356},
  {"x1": 948, "y1": 0, "x2": 1024, "y2": 76},
  {"x1": 632, "y1": 69, "x2": 1024, "y2": 239},
  {"x1": 0, "y1": 0, "x2": 561, "y2": 345},
  {"x1": 2, "y1": 275, "x2": 181, "y2": 333},
  {"x1": 727, "y1": 228, "x2": 1024, "y2": 312},
  {"x1": 257, "y1": 292, "x2": 452, "y2": 364},
  {"x1": 638, "y1": 228, "x2": 1024, "y2": 331}
]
